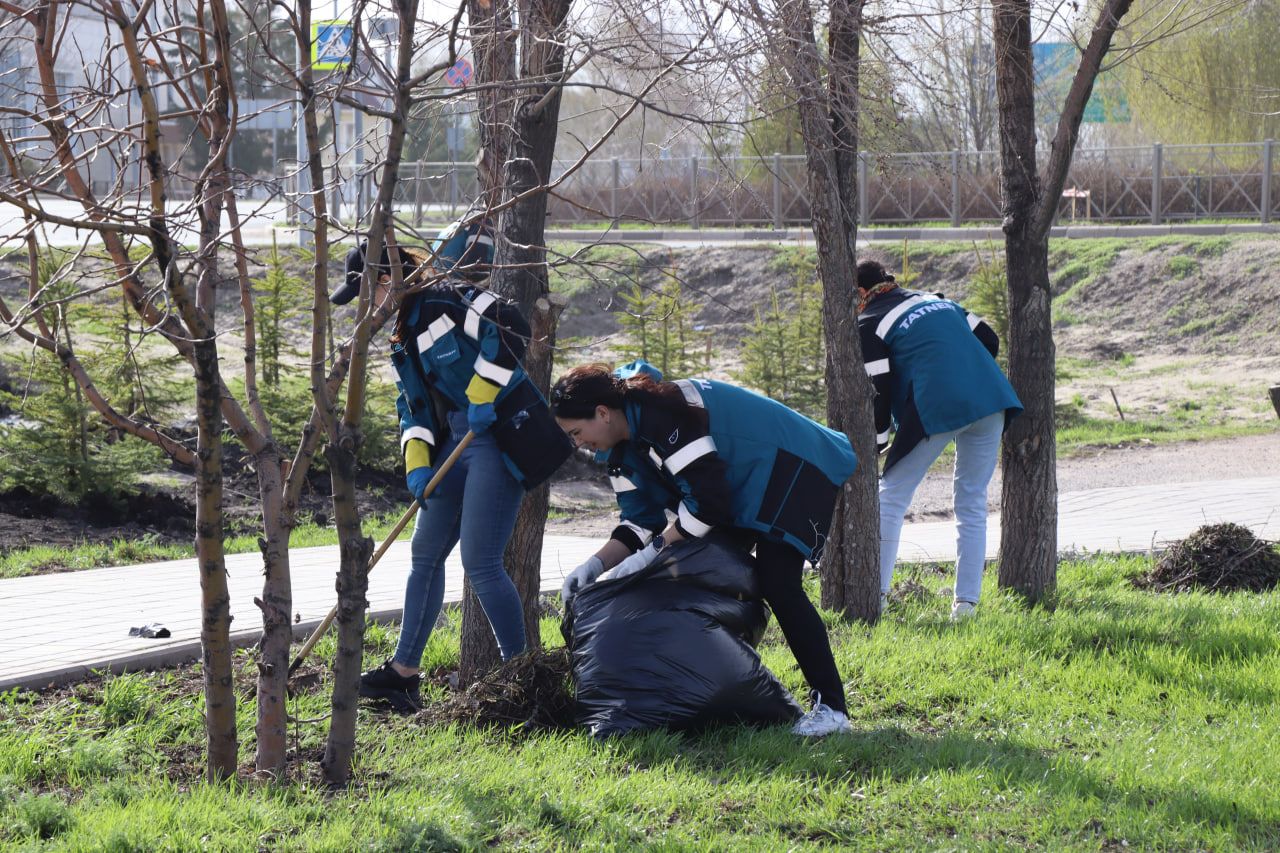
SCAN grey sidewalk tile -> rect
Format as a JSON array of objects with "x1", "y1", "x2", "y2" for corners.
[
  {"x1": 3, "y1": 483, "x2": 1277, "y2": 693},
  {"x1": 0, "y1": 534, "x2": 599, "y2": 692}
]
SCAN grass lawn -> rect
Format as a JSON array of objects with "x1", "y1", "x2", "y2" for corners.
[
  {"x1": 3, "y1": 554, "x2": 1277, "y2": 850},
  {"x1": 0, "y1": 510, "x2": 411, "y2": 581}
]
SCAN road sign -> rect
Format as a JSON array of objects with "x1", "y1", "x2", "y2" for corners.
[
  {"x1": 444, "y1": 57, "x2": 473, "y2": 88},
  {"x1": 312, "y1": 21, "x2": 353, "y2": 71}
]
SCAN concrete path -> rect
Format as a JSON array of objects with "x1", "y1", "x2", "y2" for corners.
[
  {"x1": 5, "y1": 197, "x2": 1276, "y2": 249},
  {"x1": 2, "y1": 476, "x2": 1278, "y2": 692}
]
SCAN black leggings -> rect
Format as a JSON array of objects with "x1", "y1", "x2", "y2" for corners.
[{"x1": 754, "y1": 539, "x2": 848, "y2": 715}]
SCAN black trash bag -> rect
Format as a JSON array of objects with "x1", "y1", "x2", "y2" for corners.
[{"x1": 562, "y1": 535, "x2": 803, "y2": 738}]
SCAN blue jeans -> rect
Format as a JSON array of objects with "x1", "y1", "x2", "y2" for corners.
[
  {"x1": 879, "y1": 411, "x2": 1004, "y2": 605},
  {"x1": 393, "y1": 410, "x2": 527, "y2": 666}
]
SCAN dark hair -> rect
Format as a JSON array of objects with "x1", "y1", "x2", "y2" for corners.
[
  {"x1": 551, "y1": 364, "x2": 702, "y2": 426},
  {"x1": 390, "y1": 290, "x2": 422, "y2": 345},
  {"x1": 856, "y1": 259, "x2": 895, "y2": 291}
]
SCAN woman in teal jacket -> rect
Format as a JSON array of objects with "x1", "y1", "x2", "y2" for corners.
[
  {"x1": 551, "y1": 361, "x2": 857, "y2": 737},
  {"x1": 855, "y1": 259, "x2": 1021, "y2": 620},
  {"x1": 336, "y1": 217, "x2": 571, "y2": 711}
]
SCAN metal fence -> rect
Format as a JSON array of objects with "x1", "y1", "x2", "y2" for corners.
[{"x1": 260, "y1": 139, "x2": 1280, "y2": 228}]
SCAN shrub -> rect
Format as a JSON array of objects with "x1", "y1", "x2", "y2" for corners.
[
  {"x1": 230, "y1": 373, "x2": 402, "y2": 476},
  {"x1": 616, "y1": 261, "x2": 707, "y2": 379},
  {"x1": 256, "y1": 235, "x2": 309, "y2": 388},
  {"x1": 0, "y1": 251, "x2": 170, "y2": 506},
  {"x1": 735, "y1": 248, "x2": 825, "y2": 418},
  {"x1": 0, "y1": 351, "x2": 166, "y2": 506},
  {"x1": 966, "y1": 243, "x2": 1009, "y2": 370}
]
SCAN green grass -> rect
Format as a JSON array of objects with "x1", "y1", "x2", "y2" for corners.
[
  {"x1": 2, "y1": 554, "x2": 1278, "y2": 849},
  {"x1": 0, "y1": 510, "x2": 411, "y2": 580},
  {"x1": 1056, "y1": 397, "x2": 1276, "y2": 452},
  {"x1": 1048, "y1": 237, "x2": 1125, "y2": 305},
  {"x1": 0, "y1": 538, "x2": 192, "y2": 580},
  {"x1": 1167, "y1": 256, "x2": 1199, "y2": 279}
]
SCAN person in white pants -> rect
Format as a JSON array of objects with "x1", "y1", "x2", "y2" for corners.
[
  {"x1": 854, "y1": 259, "x2": 1022, "y2": 619},
  {"x1": 878, "y1": 411, "x2": 1005, "y2": 614}
]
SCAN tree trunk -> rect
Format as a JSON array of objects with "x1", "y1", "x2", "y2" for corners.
[
  {"x1": 992, "y1": 0, "x2": 1056, "y2": 605},
  {"x1": 996, "y1": 229, "x2": 1058, "y2": 604},
  {"x1": 190, "y1": 163, "x2": 235, "y2": 777},
  {"x1": 992, "y1": 0, "x2": 1131, "y2": 606},
  {"x1": 321, "y1": 441, "x2": 373, "y2": 786},
  {"x1": 458, "y1": 582, "x2": 499, "y2": 681},
  {"x1": 776, "y1": 0, "x2": 880, "y2": 622},
  {"x1": 190, "y1": 0, "x2": 238, "y2": 780},
  {"x1": 193, "y1": 338, "x2": 235, "y2": 781},
  {"x1": 253, "y1": 451, "x2": 293, "y2": 776},
  {"x1": 468, "y1": 0, "x2": 515, "y2": 201},
  {"x1": 459, "y1": 0, "x2": 572, "y2": 683}
]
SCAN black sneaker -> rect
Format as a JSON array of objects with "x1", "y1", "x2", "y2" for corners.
[{"x1": 359, "y1": 659, "x2": 422, "y2": 713}]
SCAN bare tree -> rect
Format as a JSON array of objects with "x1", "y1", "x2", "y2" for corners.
[
  {"x1": 990, "y1": 0, "x2": 1134, "y2": 604},
  {"x1": 880, "y1": 0, "x2": 998, "y2": 152},
  {"x1": 990, "y1": 0, "x2": 1249, "y2": 603},
  {"x1": 456, "y1": 0, "x2": 580, "y2": 680},
  {"x1": 0, "y1": 0, "x2": 257, "y2": 779},
  {"x1": 728, "y1": 0, "x2": 881, "y2": 622},
  {"x1": 0, "y1": 0, "x2": 423, "y2": 780}
]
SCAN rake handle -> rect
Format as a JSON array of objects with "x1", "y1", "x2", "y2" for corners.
[{"x1": 288, "y1": 430, "x2": 476, "y2": 675}]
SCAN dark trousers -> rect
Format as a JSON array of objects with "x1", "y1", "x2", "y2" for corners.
[{"x1": 754, "y1": 539, "x2": 848, "y2": 715}]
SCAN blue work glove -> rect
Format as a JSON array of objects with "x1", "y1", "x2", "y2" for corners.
[
  {"x1": 406, "y1": 466, "x2": 433, "y2": 501},
  {"x1": 599, "y1": 541, "x2": 662, "y2": 582},
  {"x1": 560, "y1": 555, "x2": 606, "y2": 604},
  {"x1": 467, "y1": 402, "x2": 498, "y2": 435}
]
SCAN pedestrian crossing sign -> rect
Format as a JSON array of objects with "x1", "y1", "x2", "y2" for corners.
[{"x1": 312, "y1": 21, "x2": 353, "y2": 71}]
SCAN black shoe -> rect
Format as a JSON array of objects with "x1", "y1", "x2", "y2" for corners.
[{"x1": 359, "y1": 659, "x2": 422, "y2": 713}]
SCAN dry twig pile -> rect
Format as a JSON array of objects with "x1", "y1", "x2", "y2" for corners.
[
  {"x1": 1137, "y1": 523, "x2": 1280, "y2": 593},
  {"x1": 420, "y1": 647, "x2": 576, "y2": 731}
]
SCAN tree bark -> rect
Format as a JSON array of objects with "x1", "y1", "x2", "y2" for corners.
[
  {"x1": 771, "y1": 0, "x2": 880, "y2": 622},
  {"x1": 459, "y1": 0, "x2": 573, "y2": 683},
  {"x1": 468, "y1": 0, "x2": 516, "y2": 201},
  {"x1": 320, "y1": 442, "x2": 373, "y2": 785},
  {"x1": 193, "y1": 336, "x2": 235, "y2": 781},
  {"x1": 252, "y1": 452, "x2": 292, "y2": 776},
  {"x1": 183, "y1": 0, "x2": 239, "y2": 780},
  {"x1": 992, "y1": 0, "x2": 1132, "y2": 606}
]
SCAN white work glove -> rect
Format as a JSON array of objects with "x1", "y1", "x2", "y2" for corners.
[
  {"x1": 598, "y1": 541, "x2": 662, "y2": 583},
  {"x1": 561, "y1": 555, "x2": 605, "y2": 604}
]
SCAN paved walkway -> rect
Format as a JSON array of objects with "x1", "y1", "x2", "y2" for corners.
[{"x1": 2, "y1": 476, "x2": 1277, "y2": 692}]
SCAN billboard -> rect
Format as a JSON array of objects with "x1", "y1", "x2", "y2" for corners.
[{"x1": 1033, "y1": 42, "x2": 1130, "y2": 123}]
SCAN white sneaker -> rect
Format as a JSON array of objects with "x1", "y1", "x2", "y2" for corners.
[
  {"x1": 792, "y1": 702, "x2": 852, "y2": 737},
  {"x1": 950, "y1": 600, "x2": 976, "y2": 621}
]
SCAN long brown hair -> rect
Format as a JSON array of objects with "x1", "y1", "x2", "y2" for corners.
[
  {"x1": 551, "y1": 364, "x2": 705, "y2": 428},
  {"x1": 391, "y1": 290, "x2": 422, "y2": 345}
]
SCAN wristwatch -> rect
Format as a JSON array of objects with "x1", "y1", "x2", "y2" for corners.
[{"x1": 651, "y1": 533, "x2": 666, "y2": 552}]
